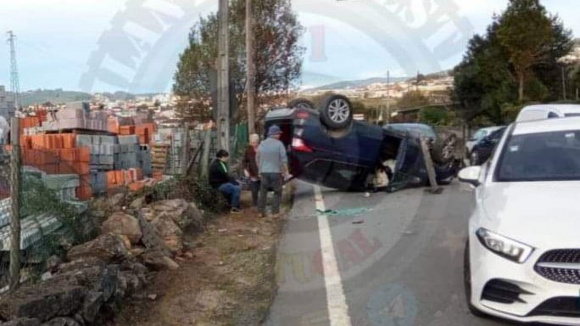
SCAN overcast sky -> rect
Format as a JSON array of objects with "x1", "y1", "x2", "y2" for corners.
[{"x1": 0, "y1": 0, "x2": 577, "y2": 93}]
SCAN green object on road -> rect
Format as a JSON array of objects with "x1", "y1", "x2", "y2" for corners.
[{"x1": 316, "y1": 207, "x2": 371, "y2": 217}]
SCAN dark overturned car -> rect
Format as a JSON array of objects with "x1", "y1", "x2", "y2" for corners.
[{"x1": 263, "y1": 95, "x2": 461, "y2": 192}]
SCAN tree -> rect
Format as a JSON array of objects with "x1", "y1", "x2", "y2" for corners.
[
  {"x1": 173, "y1": 0, "x2": 305, "y2": 122},
  {"x1": 453, "y1": 0, "x2": 573, "y2": 124},
  {"x1": 497, "y1": 0, "x2": 554, "y2": 101}
]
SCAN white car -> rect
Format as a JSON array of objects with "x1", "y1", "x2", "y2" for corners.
[
  {"x1": 516, "y1": 104, "x2": 580, "y2": 122},
  {"x1": 459, "y1": 117, "x2": 580, "y2": 325},
  {"x1": 465, "y1": 126, "x2": 504, "y2": 155}
]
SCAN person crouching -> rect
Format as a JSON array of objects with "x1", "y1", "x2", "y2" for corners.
[{"x1": 209, "y1": 150, "x2": 242, "y2": 214}]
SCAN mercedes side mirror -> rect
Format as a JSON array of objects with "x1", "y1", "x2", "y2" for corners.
[{"x1": 458, "y1": 166, "x2": 482, "y2": 187}]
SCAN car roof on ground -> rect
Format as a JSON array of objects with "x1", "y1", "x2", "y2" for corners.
[{"x1": 513, "y1": 117, "x2": 580, "y2": 135}]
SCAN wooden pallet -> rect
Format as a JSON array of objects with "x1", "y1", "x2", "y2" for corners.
[{"x1": 151, "y1": 144, "x2": 169, "y2": 172}]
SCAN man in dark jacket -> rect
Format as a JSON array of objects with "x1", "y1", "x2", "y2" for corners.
[{"x1": 209, "y1": 150, "x2": 241, "y2": 213}]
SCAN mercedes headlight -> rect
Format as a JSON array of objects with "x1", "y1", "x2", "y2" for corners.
[{"x1": 476, "y1": 228, "x2": 534, "y2": 263}]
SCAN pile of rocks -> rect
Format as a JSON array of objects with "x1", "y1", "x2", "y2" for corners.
[{"x1": 0, "y1": 197, "x2": 204, "y2": 326}]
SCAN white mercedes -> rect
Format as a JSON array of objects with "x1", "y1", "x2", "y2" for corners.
[{"x1": 459, "y1": 117, "x2": 580, "y2": 325}]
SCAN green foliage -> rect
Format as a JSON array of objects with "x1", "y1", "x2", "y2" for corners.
[
  {"x1": 397, "y1": 90, "x2": 429, "y2": 109},
  {"x1": 497, "y1": 0, "x2": 553, "y2": 100},
  {"x1": 21, "y1": 89, "x2": 92, "y2": 107},
  {"x1": 453, "y1": 0, "x2": 573, "y2": 124},
  {"x1": 19, "y1": 173, "x2": 85, "y2": 280},
  {"x1": 173, "y1": 0, "x2": 305, "y2": 121},
  {"x1": 419, "y1": 107, "x2": 452, "y2": 126}
]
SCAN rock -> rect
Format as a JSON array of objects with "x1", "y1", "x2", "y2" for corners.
[
  {"x1": 130, "y1": 197, "x2": 145, "y2": 210},
  {"x1": 58, "y1": 257, "x2": 105, "y2": 274},
  {"x1": 147, "y1": 294, "x2": 157, "y2": 301},
  {"x1": 45, "y1": 256, "x2": 62, "y2": 273},
  {"x1": 151, "y1": 199, "x2": 203, "y2": 230},
  {"x1": 56, "y1": 264, "x2": 119, "y2": 305},
  {"x1": 141, "y1": 250, "x2": 179, "y2": 271},
  {"x1": 1, "y1": 318, "x2": 41, "y2": 326},
  {"x1": 119, "y1": 235, "x2": 132, "y2": 251},
  {"x1": 129, "y1": 247, "x2": 145, "y2": 257},
  {"x1": 151, "y1": 213, "x2": 183, "y2": 254},
  {"x1": 118, "y1": 272, "x2": 143, "y2": 298},
  {"x1": 107, "y1": 193, "x2": 125, "y2": 210},
  {"x1": 140, "y1": 207, "x2": 156, "y2": 222},
  {"x1": 80, "y1": 291, "x2": 103, "y2": 324},
  {"x1": 41, "y1": 317, "x2": 79, "y2": 326},
  {"x1": 101, "y1": 212, "x2": 142, "y2": 245},
  {"x1": 67, "y1": 234, "x2": 128, "y2": 264},
  {"x1": 41, "y1": 272, "x2": 53, "y2": 281},
  {"x1": 0, "y1": 278, "x2": 86, "y2": 322}
]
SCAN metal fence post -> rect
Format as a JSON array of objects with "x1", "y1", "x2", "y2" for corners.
[
  {"x1": 182, "y1": 122, "x2": 190, "y2": 175},
  {"x1": 9, "y1": 117, "x2": 21, "y2": 291}
]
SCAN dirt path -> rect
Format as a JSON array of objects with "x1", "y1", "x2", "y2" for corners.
[{"x1": 113, "y1": 191, "x2": 289, "y2": 326}]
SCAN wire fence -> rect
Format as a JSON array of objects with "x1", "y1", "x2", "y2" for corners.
[{"x1": 0, "y1": 121, "x2": 250, "y2": 292}]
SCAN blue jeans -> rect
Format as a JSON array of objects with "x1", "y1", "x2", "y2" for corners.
[{"x1": 218, "y1": 183, "x2": 241, "y2": 209}]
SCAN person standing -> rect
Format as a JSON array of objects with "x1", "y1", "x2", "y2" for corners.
[
  {"x1": 208, "y1": 150, "x2": 242, "y2": 214},
  {"x1": 257, "y1": 125, "x2": 288, "y2": 218},
  {"x1": 243, "y1": 134, "x2": 261, "y2": 207}
]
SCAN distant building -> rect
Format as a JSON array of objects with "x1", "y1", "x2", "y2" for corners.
[{"x1": 0, "y1": 86, "x2": 15, "y2": 120}]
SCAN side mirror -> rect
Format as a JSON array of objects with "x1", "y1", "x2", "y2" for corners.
[{"x1": 458, "y1": 166, "x2": 482, "y2": 187}]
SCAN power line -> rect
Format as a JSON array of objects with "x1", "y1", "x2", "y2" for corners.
[{"x1": 7, "y1": 31, "x2": 21, "y2": 111}]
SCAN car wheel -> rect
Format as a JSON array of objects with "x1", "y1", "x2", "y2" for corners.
[
  {"x1": 320, "y1": 94, "x2": 353, "y2": 130},
  {"x1": 288, "y1": 98, "x2": 315, "y2": 110},
  {"x1": 464, "y1": 241, "x2": 487, "y2": 318},
  {"x1": 431, "y1": 134, "x2": 457, "y2": 164}
]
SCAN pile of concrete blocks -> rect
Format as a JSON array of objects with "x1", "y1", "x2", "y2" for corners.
[
  {"x1": 23, "y1": 126, "x2": 43, "y2": 136},
  {"x1": 76, "y1": 135, "x2": 118, "y2": 171},
  {"x1": 42, "y1": 102, "x2": 108, "y2": 132},
  {"x1": 138, "y1": 144, "x2": 152, "y2": 177},
  {"x1": 0, "y1": 198, "x2": 10, "y2": 229},
  {"x1": 116, "y1": 135, "x2": 139, "y2": 170},
  {"x1": 42, "y1": 174, "x2": 80, "y2": 201},
  {"x1": 90, "y1": 171, "x2": 107, "y2": 195}
]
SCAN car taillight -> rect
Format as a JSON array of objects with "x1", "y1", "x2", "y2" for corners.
[
  {"x1": 297, "y1": 112, "x2": 310, "y2": 119},
  {"x1": 292, "y1": 138, "x2": 313, "y2": 152}
]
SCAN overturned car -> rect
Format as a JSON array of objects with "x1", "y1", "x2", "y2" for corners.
[{"x1": 264, "y1": 95, "x2": 460, "y2": 192}]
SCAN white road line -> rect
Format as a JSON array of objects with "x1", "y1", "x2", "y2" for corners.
[{"x1": 314, "y1": 185, "x2": 352, "y2": 326}]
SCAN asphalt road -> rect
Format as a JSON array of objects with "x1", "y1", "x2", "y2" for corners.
[{"x1": 265, "y1": 180, "x2": 513, "y2": 326}]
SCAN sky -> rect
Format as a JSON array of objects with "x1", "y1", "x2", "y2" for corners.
[{"x1": 0, "y1": 0, "x2": 578, "y2": 94}]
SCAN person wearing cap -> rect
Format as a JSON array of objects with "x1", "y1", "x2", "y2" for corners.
[
  {"x1": 209, "y1": 149, "x2": 242, "y2": 214},
  {"x1": 257, "y1": 125, "x2": 288, "y2": 218}
]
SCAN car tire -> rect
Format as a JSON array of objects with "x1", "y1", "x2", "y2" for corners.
[
  {"x1": 320, "y1": 94, "x2": 353, "y2": 130},
  {"x1": 464, "y1": 241, "x2": 487, "y2": 318},
  {"x1": 288, "y1": 98, "x2": 315, "y2": 110},
  {"x1": 431, "y1": 133, "x2": 457, "y2": 164}
]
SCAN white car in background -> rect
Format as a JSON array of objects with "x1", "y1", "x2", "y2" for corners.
[
  {"x1": 516, "y1": 104, "x2": 580, "y2": 122},
  {"x1": 465, "y1": 126, "x2": 504, "y2": 155},
  {"x1": 459, "y1": 117, "x2": 580, "y2": 325}
]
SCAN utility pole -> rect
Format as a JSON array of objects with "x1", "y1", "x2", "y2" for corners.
[
  {"x1": 9, "y1": 118, "x2": 21, "y2": 291},
  {"x1": 386, "y1": 70, "x2": 390, "y2": 124},
  {"x1": 562, "y1": 65, "x2": 567, "y2": 100},
  {"x1": 246, "y1": 0, "x2": 256, "y2": 135},
  {"x1": 217, "y1": 0, "x2": 231, "y2": 152},
  {"x1": 416, "y1": 70, "x2": 420, "y2": 92},
  {"x1": 7, "y1": 31, "x2": 21, "y2": 112}
]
